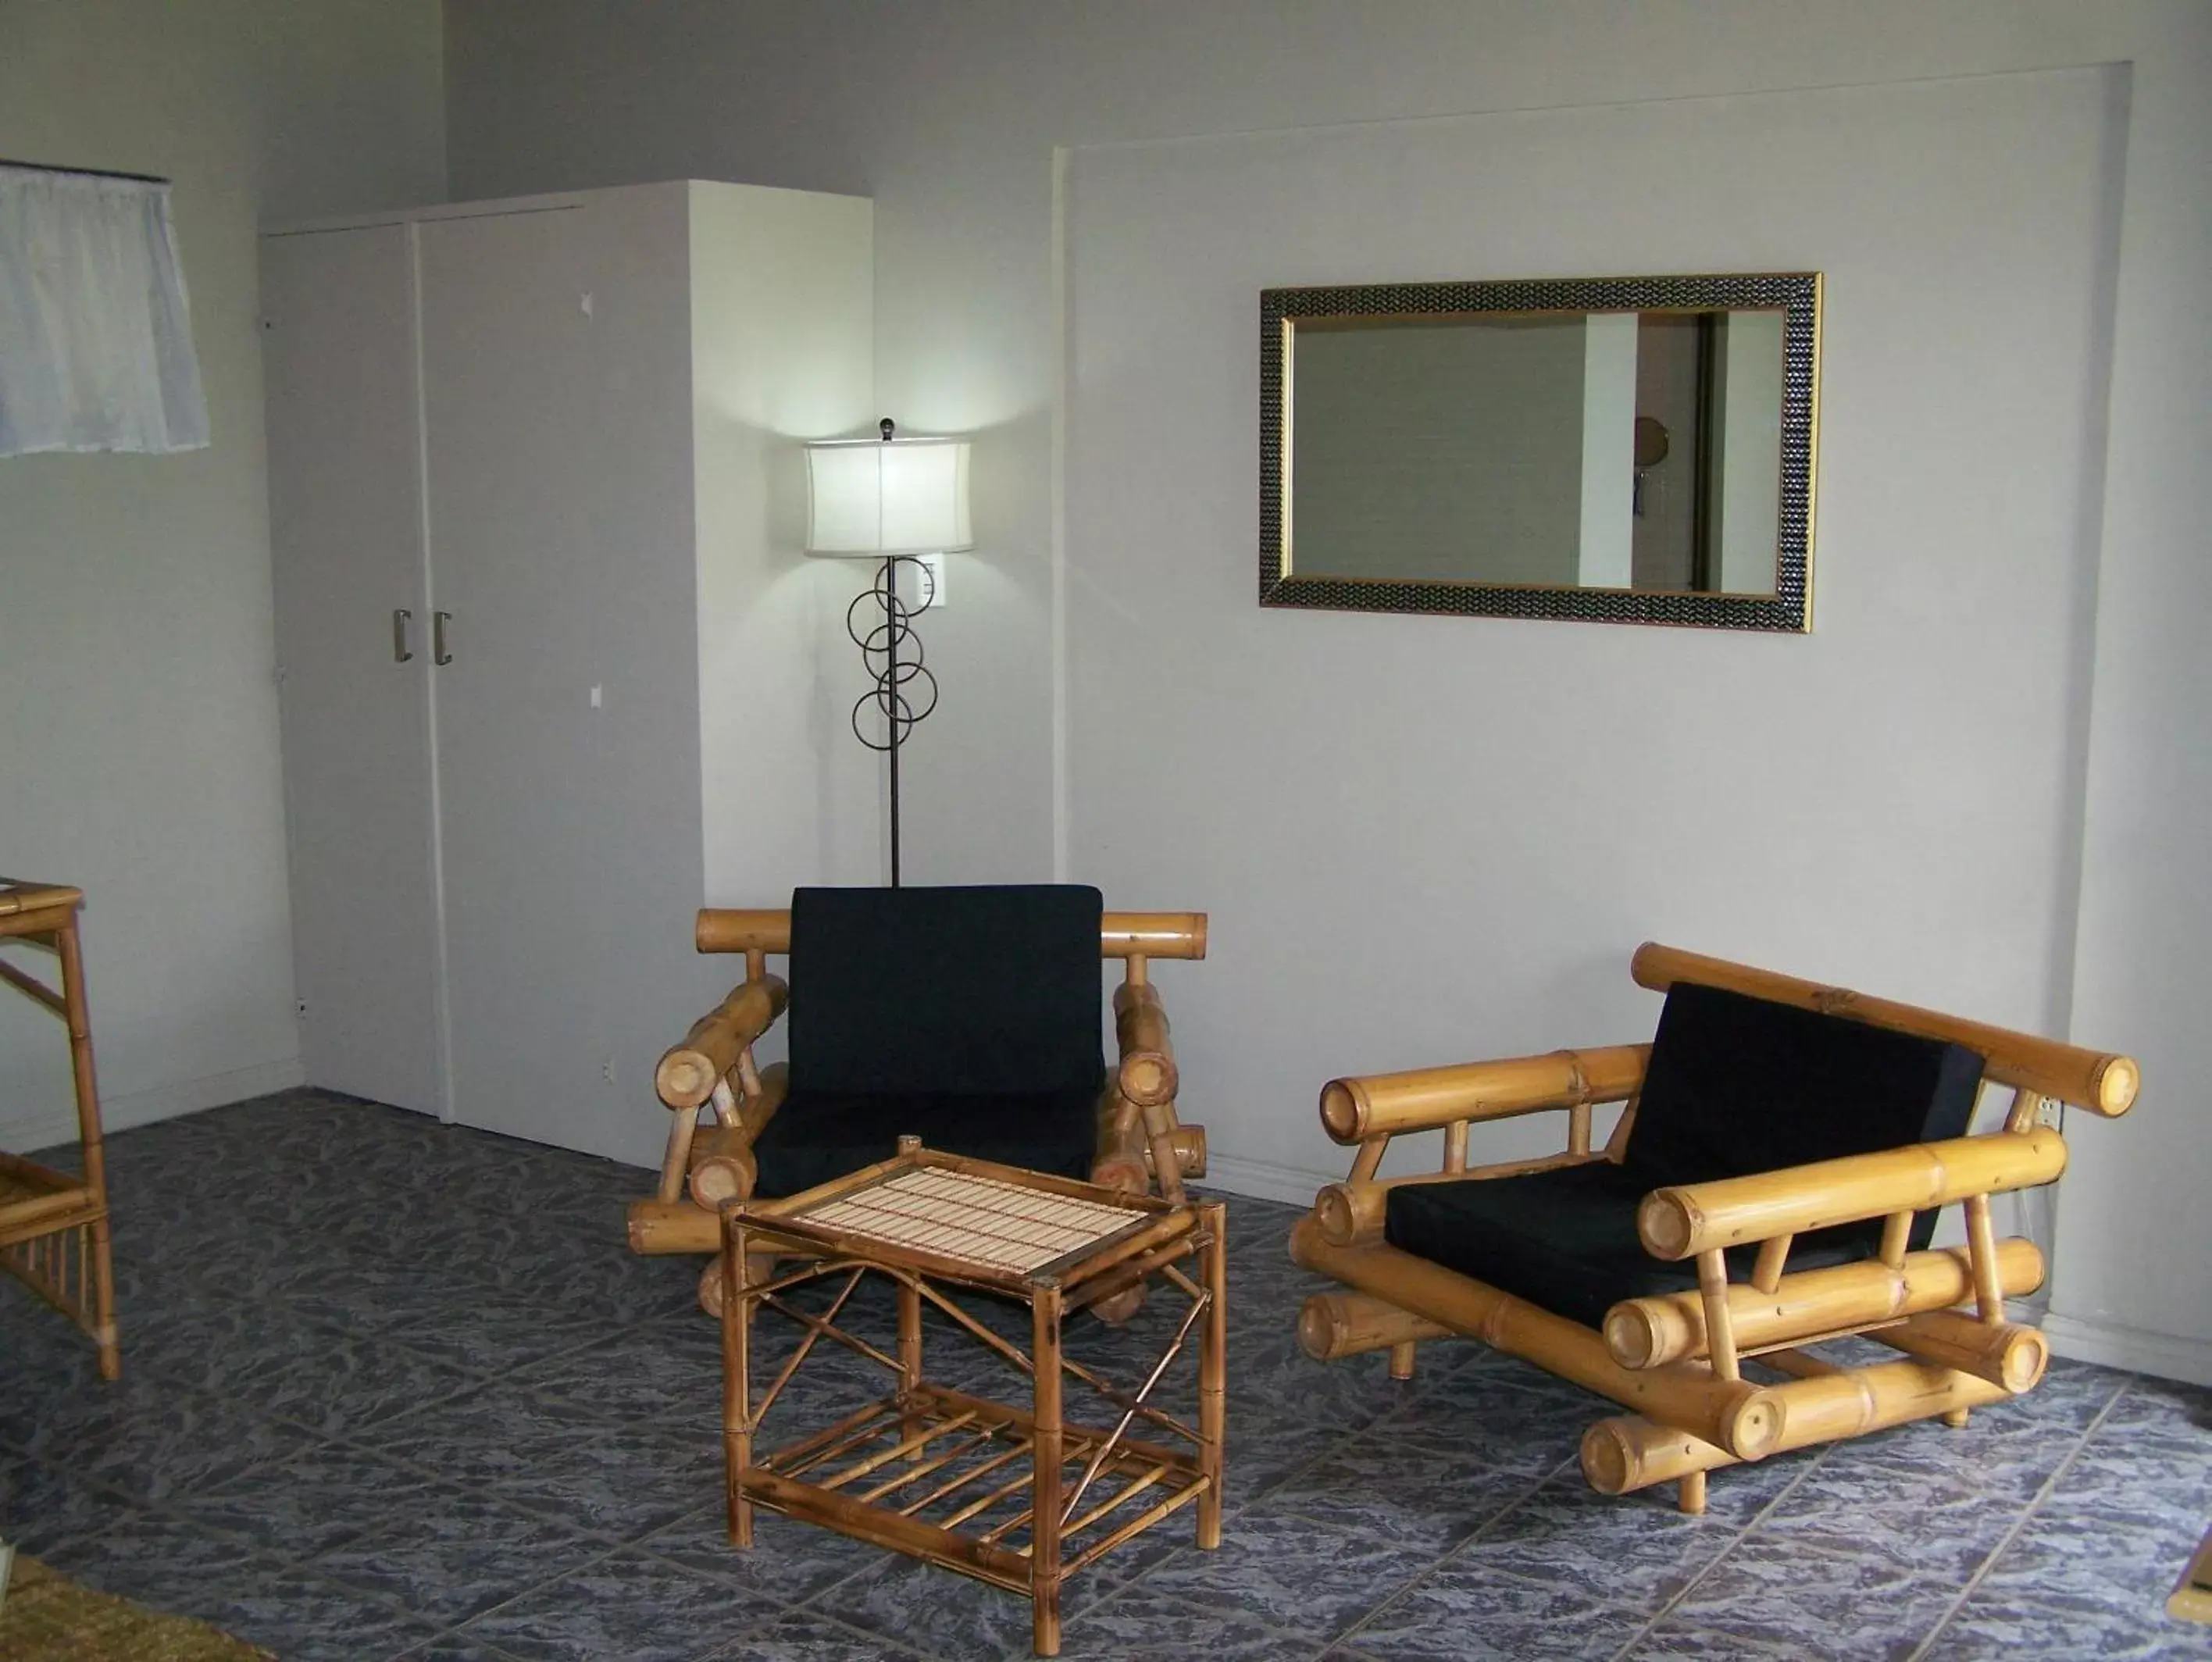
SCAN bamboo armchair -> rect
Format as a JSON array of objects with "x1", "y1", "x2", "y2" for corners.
[
  {"x1": 1292, "y1": 942, "x2": 2137, "y2": 1515},
  {"x1": 626, "y1": 887, "x2": 1208, "y2": 1318},
  {"x1": 0, "y1": 878, "x2": 119, "y2": 1379}
]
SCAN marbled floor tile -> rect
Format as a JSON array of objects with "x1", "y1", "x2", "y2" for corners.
[
  {"x1": 502, "y1": 1321, "x2": 723, "y2": 1424},
  {"x1": 305, "y1": 1488, "x2": 611, "y2": 1627},
  {"x1": 1971, "y1": 1491, "x2": 2210, "y2": 1613},
  {"x1": 1334, "y1": 1556, "x2": 1651, "y2": 1660},
  {"x1": 1018, "y1": 1582, "x2": 1331, "y2": 1662},
  {"x1": 630, "y1": 1499, "x2": 890, "y2": 1607},
  {"x1": 1925, "y1": 1587, "x2": 2212, "y2": 1659},
  {"x1": 1754, "y1": 1454, "x2": 2021, "y2": 1582},
  {"x1": 1652, "y1": 1531, "x2": 1973, "y2": 1661},
  {"x1": 800, "y1": 1549, "x2": 1130, "y2": 1661},
  {"x1": 1214, "y1": 1404, "x2": 1365, "y2": 1518},
  {"x1": 1142, "y1": 1504, "x2": 1441, "y2": 1640},
  {"x1": 694, "y1": 1603, "x2": 970, "y2": 1661},
  {"x1": 1218, "y1": 1328, "x2": 1436, "y2": 1430},
  {"x1": 2100, "y1": 1373, "x2": 2212, "y2": 1439},
  {"x1": 394, "y1": 1638, "x2": 539, "y2": 1662},
  {"x1": 0, "y1": 1449, "x2": 142, "y2": 1553},
  {"x1": 245, "y1": 1329, "x2": 480, "y2": 1438},
  {"x1": 1618, "y1": 1621, "x2": 1812, "y2": 1659},
  {"x1": 172, "y1": 1439, "x2": 469, "y2": 1558},
  {"x1": 0, "y1": 1375, "x2": 318, "y2": 1503},
  {"x1": 2041, "y1": 1428, "x2": 2212, "y2": 1528},
  {"x1": 184, "y1": 1560, "x2": 451, "y2": 1662},
  {"x1": 337, "y1": 1282, "x2": 665, "y2": 1375},
  {"x1": 456, "y1": 1548, "x2": 812, "y2": 1662},
  {"x1": 17, "y1": 1095, "x2": 2212, "y2": 1662},
  {"x1": 1425, "y1": 1478, "x2": 1738, "y2": 1610},
  {"x1": 30, "y1": 1500, "x2": 433, "y2": 1662},
  {"x1": 373, "y1": 1387, "x2": 726, "y2": 1541},
  {"x1": 1808, "y1": 1386, "x2": 2117, "y2": 1504},
  {"x1": 1249, "y1": 1423, "x2": 1535, "y2": 1557},
  {"x1": 1359, "y1": 1357, "x2": 1610, "y2": 1478}
]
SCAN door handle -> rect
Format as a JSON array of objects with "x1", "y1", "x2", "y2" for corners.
[
  {"x1": 392, "y1": 608, "x2": 414, "y2": 663},
  {"x1": 433, "y1": 611, "x2": 453, "y2": 666}
]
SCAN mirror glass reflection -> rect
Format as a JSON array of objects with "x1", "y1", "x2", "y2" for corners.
[{"x1": 1288, "y1": 309, "x2": 1786, "y2": 595}]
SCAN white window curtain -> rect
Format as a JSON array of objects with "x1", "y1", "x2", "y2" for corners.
[{"x1": 0, "y1": 164, "x2": 209, "y2": 457}]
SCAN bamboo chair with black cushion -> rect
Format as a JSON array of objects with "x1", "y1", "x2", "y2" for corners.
[
  {"x1": 626, "y1": 885, "x2": 1208, "y2": 1316},
  {"x1": 1293, "y1": 942, "x2": 2137, "y2": 1515}
]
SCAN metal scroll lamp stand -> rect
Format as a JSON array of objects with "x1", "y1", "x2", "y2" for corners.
[{"x1": 805, "y1": 419, "x2": 974, "y2": 886}]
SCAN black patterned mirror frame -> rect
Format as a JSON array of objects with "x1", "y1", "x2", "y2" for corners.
[{"x1": 1259, "y1": 272, "x2": 1822, "y2": 632}]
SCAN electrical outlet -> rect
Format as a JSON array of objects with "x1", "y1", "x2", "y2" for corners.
[
  {"x1": 2035, "y1": 1097, "x2": 2063, "y2": 1129},
  {"x1": 295, "y1": 999, "x2": 308, "y2": 1018},
  {"x1": 601, "y1": 1057, "x2": 616, "y2": 1086}
]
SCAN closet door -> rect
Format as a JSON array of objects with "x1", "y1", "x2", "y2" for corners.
[
  {"x1": 418, "y1": 208, "x2": 612, "y2": 1150},
  {"x1": 263, "y1": 224, "x2": 446, "y2": 1115}
]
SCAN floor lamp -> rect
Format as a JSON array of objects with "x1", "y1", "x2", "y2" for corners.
[{"x1": 805, "y1": 419, "x2": 974, "y2": 886}]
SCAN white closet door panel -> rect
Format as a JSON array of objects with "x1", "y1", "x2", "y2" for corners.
[
  {"x1": 262, "y1": 225, "x2": 445, "y2": 1115},
  {"x1": 419, "y1": 208, "x2": 614, "y2": 1150}
]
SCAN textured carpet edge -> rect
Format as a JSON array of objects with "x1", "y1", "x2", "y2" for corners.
[{"x1": 0, "y1": 1555, "x2": 274, "y2": 1660}]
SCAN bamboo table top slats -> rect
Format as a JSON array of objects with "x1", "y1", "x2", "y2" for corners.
[{"x1": 790, "y1": 1168, "x2": 1151, "y2": 1279}]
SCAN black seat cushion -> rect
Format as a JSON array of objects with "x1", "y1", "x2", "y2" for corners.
[
  {"x1": 1620, "y1": 982, "x2": 1984, "y2": 1256},
  {"x1": 1385, "y1": 980, "x2": 1987, "y2": 1326},
  {"x1": 762, "y1": 885, "x2": 1107, "y2": 1198},
  {"x1": 1383, "y1": 1161, "x2": 1872, "y2": 1331},
  {"x1": 750, "y1": 1085, "x2": 1101, "y2": 1200},
  {"x1": 788, "y1": 885, "x2": 1105, "y2": 1096}
]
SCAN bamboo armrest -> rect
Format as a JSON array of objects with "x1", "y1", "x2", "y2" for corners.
[
  {"x1": 655, "y1": 976, "x2": 789, "y2": 1110},
  {"x1": 1319, "y1": 1045, "x2": 1649, "y2": 1143},
  {"x1": 1636, "y1": 1128, "x2": 2068, "y2": 1261}
]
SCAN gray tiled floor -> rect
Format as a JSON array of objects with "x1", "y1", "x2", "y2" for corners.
[{"x1": 2, "y1": 1089, "x2": 2208, "y2": 1660}]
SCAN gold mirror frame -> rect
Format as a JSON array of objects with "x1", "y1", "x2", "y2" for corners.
[{"x1": 1259, "y1": 272, "x2": 1821, "y2": 631}]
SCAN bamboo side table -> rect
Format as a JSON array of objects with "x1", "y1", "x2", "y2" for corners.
[
  {"x1": 0, "y1": 878, "x2": 119, "y2": 1379},
  {"x1": 719, "y1": 1140, "x2": 1225, "y2": 1657}
]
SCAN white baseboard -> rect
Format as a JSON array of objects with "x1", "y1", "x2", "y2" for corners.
[
  {"x1": 0, "y1": 1057, "x2": 307, "y2": 1156},
  {"x1": 2042, "y1": 1310, "x2": 2212, "y2": 1387},
  {"x1": 1199, "y1": 1150, "x2": 1333, "y2": 1209}
]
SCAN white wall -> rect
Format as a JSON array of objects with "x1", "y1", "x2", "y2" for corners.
[
  {"x1": 1063, "y1": 65, "x2": 2116, "y2": 1195},
  {"x1": 443, "y1": 1, "x2": 2212, "y2": 1381},
  {"x1": 0, "y1": 1, "x2": 446, "y2": 1148}
]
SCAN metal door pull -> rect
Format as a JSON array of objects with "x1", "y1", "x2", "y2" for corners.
[
  {"x1": 433, "y1": 611, "x2": 453, "y2": 665},
  {"x1": 392, "y1": 608, "x2": 414, "y2": 663}
]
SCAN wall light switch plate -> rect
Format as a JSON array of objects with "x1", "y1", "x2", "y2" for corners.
[{"x1": 904, "y1": 552, "x2": 947, "y2": 611}]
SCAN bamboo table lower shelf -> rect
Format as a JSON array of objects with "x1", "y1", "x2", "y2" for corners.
[{"x1": 719, "y1": 1141, "x2": 1225, "y2": 1657}]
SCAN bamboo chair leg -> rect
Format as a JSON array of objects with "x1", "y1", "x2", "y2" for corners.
[
  {"x1": 899, "y1": 1275, "x2": 924, "y2": 1460},
  {"x1": 1389, "y1": 1340, "x2": 1418, "y2": 1380},
  {"x1": 722, "y1": 1217, "x2": 753, "y2": 1549},
  {"x1": 1032, "y1": 1284, "x2": 1065, "y2": 1657},
  {"x1": 1198, "y1": 1200, "x2": 1226, "y2": 1551},
  {"x1": 1679, "y1": 1471, "x2": 1707, "y2": 1515},
  {"x1": 1943, "y1": 1407, "x2": 1971, "y2": 1428},
  {"x1": 58, "y1": 914, "x2": 118, "y2": 1379}
]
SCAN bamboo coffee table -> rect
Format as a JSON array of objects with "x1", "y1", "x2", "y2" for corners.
[{"x1": 719, "y1": 1140, "x2": 1225, "y2": 1657}]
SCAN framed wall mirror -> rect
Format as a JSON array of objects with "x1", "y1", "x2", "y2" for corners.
[{"x1": 1260, "y1": 273, "x2": 1821, "y2": 631}]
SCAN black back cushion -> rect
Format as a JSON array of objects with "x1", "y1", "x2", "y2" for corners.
[
  {"x1": 1623, "y1": 981, "x2": 1985, "y2": 1252},
  {"x1": 787, "y1": 885, "x2": 1105, "y2": 1097}
]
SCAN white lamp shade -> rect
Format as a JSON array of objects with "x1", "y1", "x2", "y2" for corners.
[{"x1": 805, "y1": 437, "x2": 973, "y2": 556}]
